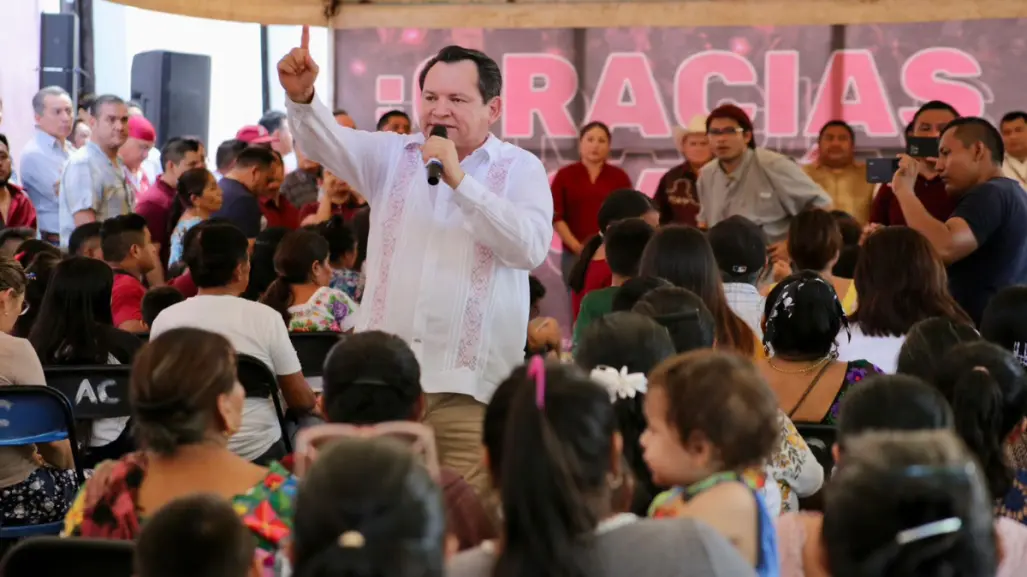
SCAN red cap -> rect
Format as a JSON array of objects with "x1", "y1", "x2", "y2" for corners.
[
  {"x1": 236, "y1": 125, "x2": 276, "y2": 144},
  {"x1": 127, "y1": 115, "x2": 156, "y2": 142}
]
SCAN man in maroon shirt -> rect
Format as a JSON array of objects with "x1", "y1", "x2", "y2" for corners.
[
  {"x1": 0, "y1": 134, "x2": 38, "y2": 230},
  {"x1": 870, "y1": 101, "x2": 960, "y2": 226},
  {"x1": 135, "y1": 137, "x2": 204, "y2": 268},
  {"x1": 298, "y1": 168, "x2": 368, "y2": 225},
  {"x1": 259, "y1": 153, "x2": 301, "y2": 229},
  {"x1": 102, "y1": 213, "x2": 158, "y2": 334}
]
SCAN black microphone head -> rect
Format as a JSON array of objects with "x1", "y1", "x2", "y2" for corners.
[{"x1": 430, "y1": 125, "x2": 448, "y2": 139}]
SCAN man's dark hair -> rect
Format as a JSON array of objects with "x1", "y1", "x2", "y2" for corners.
[
  {"x1": 233, "y1": 146, "x2": 277, "y2": 170},
  {"x1": 942, "y1": 117, "x2": 1005, "y2": 165},
  {"x1": 0, "y1": 227, "x2": 35, "y2": 248},
  {"x1": 258, "y1": 110, "x2": 287, "y2": 133},
  {"x1": 100, "y1": 213, "x2": 147, "y2": 263},
  {"x1": 819, "y1": 120, "x2": 855, "y2": 142},
  {"x1": 160, "y1": 137, "x2": 202, "y2": 171},
  {"x1": 0, "y1": 133, "x2": 8, "y2": 150},
  {"x1": 376, "y1": 110, "x2": 410, "y2": 131},
  {"x1": 215, "y1": 139, "x2": 249, "y2": 173},
  {"x1": 912, "y1": 100, "x2": 959, "y2": 126},
  {"x1": 89, "y1": 94, "x2": 126, "y2": 117},
  {"x1": 142, "y1": 286, "x2": 185, "y2": 327},
  {"x1": 126, "y1": 99, "x2": 143, "y2": 111},
  {"x1": 418, "y1": 45, "x2": 502, "y2": 103},
  {"x1": 612, "y1": 276, "x2": 673, "y2": 312},
  {"x1": 136, "y1": 494, "x2": 255, "y2": 577},
  {"x1": 77, "y1": 92, "x2": 96, "y2": 112},
  {"x1": 185, "y1": 222, "x2": 250, "y2": 288},
  {"x1": 68, "y1": 221, "x2": 103, "y2": 255},
  {"x1": 529, "y1": 275, "x2": 546, "y2": 306},
  {"x1": 1001, "y1": 111, "x2": 1027, "y2": 127},
  {"x1": 605, "y1": 218, "x2": 656, "y2": 278},
  {"x1": 332, "y1": 109, "x2": 349, "y2": 117}
]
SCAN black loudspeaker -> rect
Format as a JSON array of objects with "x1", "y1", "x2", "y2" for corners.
[
  {"x1": 39, "y1": 13, "x2": 80, "y2": 103},
  {"x1": 130, "y1": 51, "x2": 211, "y2": 148}
]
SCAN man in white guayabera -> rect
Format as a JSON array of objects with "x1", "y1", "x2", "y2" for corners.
[{"x1": 279, "y1": 27, "x2": 553, "y2": 492}]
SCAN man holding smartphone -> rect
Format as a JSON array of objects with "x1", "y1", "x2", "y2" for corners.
[
  {"x1": 889, "y1": 117, "x2": 1027, "y2": 325},
  {"x1": 869, "y1": 101, "x2": 960, "y2": 226}
]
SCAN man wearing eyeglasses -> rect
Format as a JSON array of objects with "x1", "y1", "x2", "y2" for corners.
[{"x1": 696, "y1": 104, "x2": 831, "y2": 260}]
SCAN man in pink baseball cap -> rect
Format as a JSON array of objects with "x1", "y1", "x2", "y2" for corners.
[
  {"x1": 120, "y1": 115, "x2": 156, "y2": 196},
  {"x1": 236, "y1": 124, "x2": 276, "y2": 146}
]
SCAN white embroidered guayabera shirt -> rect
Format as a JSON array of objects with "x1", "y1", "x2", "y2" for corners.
[{"x1": 286, "y1": 96, "x2": 554, "y2": 403}]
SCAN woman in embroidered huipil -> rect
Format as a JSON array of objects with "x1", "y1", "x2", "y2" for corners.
[
  {"x1": 258, "y1": 229, "x2": 357, "y2": 332},
  {"x1": 63, "y1": 328, "x2": 298, "y2": 564}
]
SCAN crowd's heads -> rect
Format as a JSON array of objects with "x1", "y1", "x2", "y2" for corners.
[
  {"x1": 28, "y1": 256, "x2": 115, "y2": 364},
  {"x1": 643, "y1": 350, "x2": 779, "y2": 486},
  {"x1": 235, "y1": 124, "x2": 275, "y2": 146},
  {"x1": 932, "y1": 341, "x2": 1027, "y2": 501},
  {"x1": 321, "y1": 331, "x2": 422, "y2": 425},
  {"x1": 160, "y1": 137, "x2": 205, "y2": 186},
  {"x1": 604, "y1": 218, "x2": 655, "y2": 279},
  {"x1": 911, "y1": 100, "x2": 959, "y2": 139},
  {"x1": 706, "y1": 104, "x2": 756, "y2": 162},
  {"x1": 896, "y1": 317, "x2": 982, "y2": 383},
  {"x1": 131, "y1": 328, "x2": 243, "y2": 454},
  {"x1": 568, "y1": 188, "x2": 656, "y2": 293},
  {"x1": 787, "y1": 208, "x2": 842, "y2": 272},
  {"x1": 215, "y1": 138, "x2": 249, "y2": 174},
  {"x1": 377, "y1": 110, "x2": 412, "y2": 134},
  {"x1": 89, "y1": 94, "x2": 130, "y2": 151},
  {"x1": 578, "y1": 121, "x2": 612, "y2": 165},
  {"x1": 316, "y1": 216, "x2": 358, "y2": 270},
  {"x1": 937, "y1": 117, "x2": 1006, "y2": 195},
  {"x1": 817, "y1": 120, "x2": 856, "y2": 167},
  {"x1": 823, "y1": 431, "x2": 997, "y2": 577},
  {"x1": 853, "y1": 226, "x2": 970, "y2": 337},
  {"x1": 136, "y1": 494, "x2": 258, "y2": 577},
  {"x1": 980, "y1": 285, "x2": 1027, "y2": 366},
  {"x1": 611, "y1": 275, "x2": 673, "y2": 312},
  {"x1": 764, "y1": 270, "x2": 847, "y2": 359},
  {"x1": 830, "y1": 210, "x2": 862, "y2": 279},
  {"x1": 71, "y1": 118, "x2": 91, "y2": 148},
  {"x1": 0, "y1": 256, "x2": 28, "y2": 335},
  {"x1": 175, "y1": 168, "x2": 222, "y2": 218},
  {"x1": 0, "y1": 227, "x2": 35, "y2": 258},
  {"x1": 100, "y1": 213, "x2": 157, "y2": 274},
  {"x1": 836, "y1": 374, "x2": 954, "y2": 453},
  {"x1": 418, "y1": 45, "x2": 502, "y2": 153},
  {"x1": 633, "y1": 286, "x2": 716, "y2": 353},
  {"x1": 142, "y1": 286, "x2": 185, "y2": 329},
  {"x1": 185, "y1": 222, "x2": 251, "y2": 291},
  {"x1": 999, "y1": 110, "x2": 1027, "y2": 160},
  {"x1": 489, "y1": 360, "x2": 619, "y2": 577},
  {"x1": 12, "y1": 247, "x2": 60, "y2": 338},
  {"x1": 32, "y1": 86, "x2": 73, "y2": 140},
  {"x1": 291, "y1": 437, "x2": 446, "y2": 577},
  {"x1": 259, "y1": 229, "x2": 332, "y2": 326},
  {"x1": 676, "y1": 114, "x2": 713, "y2": 167},
  {"x1": 707, "y1": 215, "x2": 768, "y2": 285},
  {"x1": 121, "y1": 115, "x2": 156, "y2": 170},
  {"x1": 258, "y1": 110, "x2": 293, "y2": 154},
  {"x1": 241, "y1": 227, "x2": 290, "y2": 300},
  {"x1": 227, "y1": 146, "x2": 279, "y2": 195},
  {"x1": 0, "y1": 134, "x2": 11, "y2": 186}
]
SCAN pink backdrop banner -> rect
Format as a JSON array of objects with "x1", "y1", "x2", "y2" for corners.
[{"x1": 335, "y1": 21, "x2": 1025, "y2": 332}]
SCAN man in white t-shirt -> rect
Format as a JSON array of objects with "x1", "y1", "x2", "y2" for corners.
[{"x1": 149, "y1": 221, "x2": 316, "y2": 462}]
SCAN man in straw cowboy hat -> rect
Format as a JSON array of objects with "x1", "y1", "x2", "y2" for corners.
[{"x1": 653, "y1": 115, "x2": 713, "y2": 226}]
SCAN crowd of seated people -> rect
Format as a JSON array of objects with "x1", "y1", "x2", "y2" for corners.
[{"x1": 4, "y1": 78, "x2": 1027, "y2": 577}]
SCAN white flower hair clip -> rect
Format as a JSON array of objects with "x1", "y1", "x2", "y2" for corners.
[{"x1": 590, "y1": 365, "x2": 648, "y2": 403}]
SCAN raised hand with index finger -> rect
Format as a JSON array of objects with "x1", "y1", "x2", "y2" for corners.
[{"x1": 278, "y1": 25, "x2": 319, "y2": 104}]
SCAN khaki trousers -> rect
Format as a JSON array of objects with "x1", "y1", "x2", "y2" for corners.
[{"x1": 423, "y1": 392, "x2": 488, "y2": 497}]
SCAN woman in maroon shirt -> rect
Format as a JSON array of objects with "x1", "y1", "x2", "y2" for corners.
[{"x1": 551, "y1": 122, "x2": 632, "y2": 284}]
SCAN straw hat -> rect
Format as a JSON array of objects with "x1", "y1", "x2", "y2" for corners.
[{"x1": 672, "y1": 114, "x2": 709, "y2": 143}]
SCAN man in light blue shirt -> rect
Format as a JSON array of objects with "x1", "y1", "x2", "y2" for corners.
[
  {"x1": 58, "y1": 94, "x2": 133, "y2": 247},
  {"x1": 19, "y1": 86, "x2": 74, "y2": 242}
]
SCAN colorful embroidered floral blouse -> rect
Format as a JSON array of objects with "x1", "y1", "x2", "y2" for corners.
[
  {"x1": 768, "y1": 412, "x2": 823, "y2": 513},
  {"x1": 329, "y1": 268, "x2": 363, "y2": 303},
  {"x1": 62, "y1": 451, "x2": 297, "y2": 554},
  {"x1": 813, "y1": 360, "x2": 879, "y2": 426},
  {"x1": 287, "y1": 286, "x2": 358, "y2": 333}
]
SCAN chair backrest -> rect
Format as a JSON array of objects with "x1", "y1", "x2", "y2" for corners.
[
  {"x1": 0, "y1": 537, "x2": 134, "y2": 577},
  {"x1": 236, "y1": 354, "x2": 278, "y2": 399},
  {"x1": 289, "y1": 332, "x2": 343, "y2": 378},
  {"x1": 0, "y1": 385, "x2": 77, "y2": 447},
  {"x1": 43, "y1": 365, "x2": 133, "y2": 420}
]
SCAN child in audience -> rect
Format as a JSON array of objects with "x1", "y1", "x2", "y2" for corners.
[
  {"x1": 289, "y1": 437, "x2": 447, "y2": 577},
  {"x1": 306, "y1": 330, "x2": 495, "y2": 551},
  {"x1": 576, "y1": 311, "x2": 676, "y2": 515},
  {"x1": 642, "y1": 350, "x2": 780, "y2": 576},
  {"x1": 167, "y1": 168, "x2": 223, "y2": 268},
  {"x1": 451, "y1": 359, "x2": 754, "y2": 577},
  {"x1": 258, "y1": 228, "x2": 358, "y2": 332},
  {"x1": 895, "y1": 316, "x2": 981, "y2": 382},
  {"x1": 136, "y1": 494, "x2": 261, "y2": 577},
  {"x1": 141, "y1": 286, "x2": 185, "y2": 330},
  {"x1": 314, "y1": 216, "x2": 362, "y2": 302},
  {"x1": 573, "y1": 218, "x2": 655, "y2": 347},
  {"x1": 67, "y1": 221, "x2": 104, "y2": 259}
]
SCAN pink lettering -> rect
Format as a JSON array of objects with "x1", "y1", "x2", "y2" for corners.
[
  {"x1": 586, "y1": 53, "x2": 671, "y2": 137},
  {"x1": 501, "y1": 53, "x2": 578, "y2": 139},
  {"x1": 674, "y1": 51, "x2": 757, "y2": 128},
  {"x1": 805, "y1": 50, "x2": 897, "y2": 138},
  {"x1": 765, "y1": 51, "x2": 800, "y2": 137},
  {"x1": 899, "y1": 48, "x2": 985, "y2": 125},
  {"x1": 635, "y1": 168, "x2": 667, "y2": 198}
]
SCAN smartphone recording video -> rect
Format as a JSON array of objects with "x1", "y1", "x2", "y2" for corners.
[
  {"x1": 906, "y1": 136, "x2": 939, "y2": 159},
  {"x1": 866, "y1": 157, "x2": 900, "y2": 184}
]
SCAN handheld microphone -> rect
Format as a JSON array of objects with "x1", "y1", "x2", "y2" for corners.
[{"x1": 426, "y1": 125, "x2": 449, "y2": 186}]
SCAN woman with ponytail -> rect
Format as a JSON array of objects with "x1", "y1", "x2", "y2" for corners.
[
  {"x1": 931, "y1": 341, "x2": 1027, "y2": 525},
  {"x1": 258, "y1": 229, "x2": 357, "y2": 332},
  {"x1": 567, "y1": 188, "x2": 659, "y2": 320},
  {"x1": 451, "y1": 358, "x2": 752, "y2": 577},
  {"x1": 290, "y1": 436, "x2": 447, "y2": 577},
  {"x1": 167, "y1": 168, "x2": 223, "y2": 267}
]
